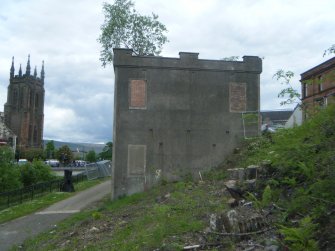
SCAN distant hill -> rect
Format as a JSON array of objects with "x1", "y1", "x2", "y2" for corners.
[{"x1": 43, "y1": 140, "x2": 106, "y2": 153}]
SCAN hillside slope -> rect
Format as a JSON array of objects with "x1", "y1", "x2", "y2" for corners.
[{"x1": 18, "y1": 106, "x2": 335, "y2": 251}]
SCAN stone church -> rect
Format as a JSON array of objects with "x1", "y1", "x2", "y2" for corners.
[{"x1": 3, "y1": 55, "x2": 45, "y2": 151}]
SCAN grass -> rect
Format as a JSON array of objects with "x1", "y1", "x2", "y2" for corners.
[
  {"x1": 14, "y1": 180, "x2": 229, "y2": 251},
  {"x1": 0, "y1": 178, "x2": 108, "y2": 224}
]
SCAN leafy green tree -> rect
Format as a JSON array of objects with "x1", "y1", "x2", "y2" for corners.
[
  {"x1": 99, "y1": 141, "x2": 113, "y2": 160},
  {"x1": 0, "y1": 146, "x2": 21, "y2": 192},
  {"x1": 56, "y1": 145, "x2": 73, "y2": 165},
  {"x1": 274, "y1": 69, "x2": 301, "y2": 106},
  {"x1": 20, "y1": 148, "x2": 45, "y2": 162},
  {"x1": 45, "y1": 140, "x2": 56, "y2": 159},
  {"x1": 20, "y1": 160, "x2": 55, "y2": 187},
  {"x1": 98, "y1": 0, "x2": 168, "y2": 66},
  {"x1": 86, "y1": 150, "x2": 97, "y2": 163}
]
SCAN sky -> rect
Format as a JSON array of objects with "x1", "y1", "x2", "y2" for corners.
[{"x1": 0, "y1": 0, "x2": 334, "y2": 143}]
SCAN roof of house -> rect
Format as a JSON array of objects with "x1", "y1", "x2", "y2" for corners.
[
  {"x1": 301, "y1": 56, "x2": 335, "y2": 81},
  {"x1": 260, "y1": 110, "x2": 293, "y2": 123}
]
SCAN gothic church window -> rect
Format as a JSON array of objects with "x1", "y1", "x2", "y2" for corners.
[
  {"x1": 35, "y1": 94, "x2": 39, "y2": 108},
  {"x1": 13, "y1": 89, "x2": 18, "y2": 106}
]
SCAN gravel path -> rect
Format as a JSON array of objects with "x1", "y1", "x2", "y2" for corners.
[{"x1": 0, "y1": 180, "x2": 111, "y2": 251}]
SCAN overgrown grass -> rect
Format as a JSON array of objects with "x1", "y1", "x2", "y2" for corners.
[
  {"x1": 237, "y1": 105, "x2": 335, "y2": 250},
  {"x1": 0, "y1": 178, "x2": 108, "y2": 224},
  {"x1": 15, "y1": 180, "x2": 228, "y2": 251},
  {"x1": 11, "y1": 106, "x2": 335, "y2": 250}
]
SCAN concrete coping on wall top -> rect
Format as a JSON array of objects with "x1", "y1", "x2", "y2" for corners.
[{"x1": 113, "y1": 48, "x2": 262, "y2": 73}]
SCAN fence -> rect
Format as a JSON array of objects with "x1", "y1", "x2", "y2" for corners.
[
  {"x1": 85, "y1": 160, "x2": 112, "y2": 180},
  {"x1": 0, "y1": 172, "x2": 86, "y2": 210}
]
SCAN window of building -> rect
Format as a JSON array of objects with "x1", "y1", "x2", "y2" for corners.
[
  {"x1": 318, "y1": 75, "x2": 323, "y2": 92},
  {"x1": 129, "y1": 79, "x2": 147, "y2": 109},
  {"x1": 13, "y1": 89, "x2": 18, "y2": 106},
  {"x1": 29, "y1": 90, "x2": 33, "y2": 107},
  {"x1": 304, "y1": 83, "x2": 308, "y2": 98},
  {"x1": 35, "y1": 94, "x2": 39, "y2": 108}
]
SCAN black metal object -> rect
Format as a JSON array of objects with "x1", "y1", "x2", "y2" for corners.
[{"x1": 61, "y1": 170, "x2": 75, "y2": 192}]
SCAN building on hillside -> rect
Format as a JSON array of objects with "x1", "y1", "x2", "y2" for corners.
[
  {"x1": 112, "y1": 49, "x2": 262, "y2": 198},
  {"x1": 3, "y1": 55, "x2": 45, "y2": 151},
  {"x1": 0, "y1": 112, "x2": 17, "y2": 151},
  {"x1": 300, "y1": 56, "x2": 335, "y2": 118},
  {"x1": 260, "y1": 109, "x2": 293, "y2": 131},
  {"x1": 285, "y1": 105, "x2": 303, "y2": 128}
]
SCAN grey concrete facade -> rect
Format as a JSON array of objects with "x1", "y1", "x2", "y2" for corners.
[{"x1": 112, "y1": 49, "x2": 262, "y2": 198}]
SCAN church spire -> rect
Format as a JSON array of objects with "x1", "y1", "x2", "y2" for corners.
[
  {"x1": 25, "y1": 54, "x2": 31, "y2": 76},
  {"x1": 19, "y1": 64, "x2": 22, "y2": 77},
  {"x1": 34, "y1": 66, "x2": 37, "y2": 77},
  {"x1": 10, "y1": 56, "x2": 15, "y2": 78},
  {"x1": 40, "y1": 60, "x2": 45, "y2": 84}
]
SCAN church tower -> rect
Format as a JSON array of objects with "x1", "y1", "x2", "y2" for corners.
[{"x1": 4, "y1": 55, "x2": 45, "y2": 150}]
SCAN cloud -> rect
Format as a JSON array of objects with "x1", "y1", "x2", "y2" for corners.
[{"x1": 1, "y1": 0, "x2": 335, "y2": 143}]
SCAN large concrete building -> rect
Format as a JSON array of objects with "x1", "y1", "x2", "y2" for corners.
[
  {"x1": 3, "y1": 55, "x2": 45, "y2": 151},
  {"x1": 112, "y1": 49, "x2": 262, "y2": 198}
]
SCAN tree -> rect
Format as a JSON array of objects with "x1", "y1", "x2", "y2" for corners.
[
  {"x1": 274, "y1": 69, "x2": 301, "y2": 106},
  {"x1": 323, "y1": 44, "x2": 335, "y2": 57},
  {"x1": 20, "y1": 148, "x2": 45, "y2": 162},
  {"x1": 56, "y1": 145, "x2": 73, "y2": 166},
  {"x1": 99, "y1": 141, "x2": 113, "y2": 160},
  {"x1": 45, "y1": 140, "x2": 56, "y2": 159},
  {"x1": 86, "y1": 150, "x2": 97, "y2": 163},
  {"x1": 98, "y1": 0, "x2": 168, "y2": 66},
  {"x1": 276, "y1": 44, "x2": 334, "y2": 107}
]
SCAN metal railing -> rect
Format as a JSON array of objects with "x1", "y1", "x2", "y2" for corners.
[
  {"x1": 0, "y1": 172, "x2": 86, "y2": 210},
  {"x1": 85, "y1": 160, "x2": 112, "y2": 180}
]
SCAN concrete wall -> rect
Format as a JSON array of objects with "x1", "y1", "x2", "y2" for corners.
[{"x1": 112, "y1": 49, "x2": 262, "y2": 198}]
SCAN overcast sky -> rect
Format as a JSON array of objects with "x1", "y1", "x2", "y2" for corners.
[{"x1": 0, "y1": 0, "x2": 334, "y2": 143}]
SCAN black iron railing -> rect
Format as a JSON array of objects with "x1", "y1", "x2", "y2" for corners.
[{"x1": 0, "y1": 172, "x2": 87, "y2": 210}]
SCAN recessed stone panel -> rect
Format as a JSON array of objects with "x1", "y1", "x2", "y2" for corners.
[
  {"x1": 230, "y1": 82, "x2": 247, "y2": 112},
  {"x1": 127, "y1": 145, "x2": 146, "y2": 176},
  {"x1": 129, "y1": 79, "x2": 146, "y2": 109}
]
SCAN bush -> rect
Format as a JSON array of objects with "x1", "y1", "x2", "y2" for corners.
[
  {"x1": 0, "y1": 147, "x2": 21, "y2": 192},
  {"x1": 20, "y1": 160, "x2": 55, "y2": 187}
]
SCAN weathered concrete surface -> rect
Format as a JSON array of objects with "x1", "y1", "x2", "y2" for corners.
[
  {"x1": 112, "y1": 49, "x2": 262, "y2": 198},
  {"x1": 0, "y1": 180, "x2": 110, "y2": 251}
]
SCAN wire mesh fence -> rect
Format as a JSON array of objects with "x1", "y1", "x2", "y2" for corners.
[{"x1": 85, "y1": 160, "x2": 112, "y2": 180}]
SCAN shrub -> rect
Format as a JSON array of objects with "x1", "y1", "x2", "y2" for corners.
[
  {"x1": 20, "y1": 160, "x2": 55, "y2": 187},
  {"x1": 0, "y1": 146, "x2": 21, "y2": 192}
]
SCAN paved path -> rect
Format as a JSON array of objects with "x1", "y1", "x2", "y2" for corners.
[{"x1": 0, "y1": 180, "x2": 111, "y2": 251}]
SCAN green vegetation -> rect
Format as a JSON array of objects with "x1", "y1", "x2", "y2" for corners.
[
  {"x1": 20, "y1": 160, "x2": 55, "y2": 187},
  {"x1": 0, "y1": 178, "x2": 107, "y2": 224},
  {"x1": 85, "y1": 150, "x2": 97, "y2": 163},
  {"x1": 239, "y1": 105, "x2": 335, "y2": 250},
  {"x1": 0, "y1": 147, "x2": 21, "y2": 191},
  {"x1": 98, "y1": 141, "x2": 113, "y2": 160},
  {"x1": 10, "y1": 105, "x2": 335, "y2": 250},
  {"x1": 0, "y1": 148, "x2": 56, "y2": 192},
  {"x1": 45, "y1": 140, "x2": 56, "y2": 159},
  {"x1": 98, "y1": 0, "x2": 168, "y2": 66},
  {"x1": 15, "y1": 180, "x2": 228, "y2": 250},
  {"x1": 56, "y1": 145, "x2": 73, "y2": 165}
]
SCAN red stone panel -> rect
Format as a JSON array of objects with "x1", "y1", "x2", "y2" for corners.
[{"x1": 130, "y1": 80, "x2": 146, "y2": 108}]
